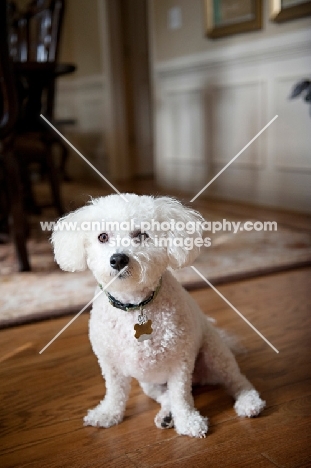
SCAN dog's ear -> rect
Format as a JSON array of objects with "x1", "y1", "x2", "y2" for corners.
[
  {"x1": 154, "y1": 197, "x2": 204, "y2": 270},
  {"x1": 51, "y1": 205, "x2": 89, "y2": 272}
]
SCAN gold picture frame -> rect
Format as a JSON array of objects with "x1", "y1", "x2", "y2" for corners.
[
  {"x1": 205, "y1": 0, "x2": 262, "y2": 39},
  {"x1": 270, "y1": 0, "x2": 311, "y2": 22}
]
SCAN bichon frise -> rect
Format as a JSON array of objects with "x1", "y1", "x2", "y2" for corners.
[{"x1": 52, "y1": 194, "x2": 265, "y2": 438}]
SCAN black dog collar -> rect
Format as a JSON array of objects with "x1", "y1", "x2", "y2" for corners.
[{"x1": 99, "y1": 277, "x2": 162, "y2": 312}]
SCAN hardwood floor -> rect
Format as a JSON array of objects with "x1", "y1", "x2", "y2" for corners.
[
  {"x1": 1, "y1": 177, "x2": 311, "y2": 466},
  {"x1": 0, "y1": 267, "x2": 310, "y2": 467}
]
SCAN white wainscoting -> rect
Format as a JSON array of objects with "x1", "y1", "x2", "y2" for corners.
[
  {"x1": 153, "y1": 28, "x2": 311, "y2": 212},
  {"x1": 55, "y1": 74, "x2": 108, "y2": 180},
  {"x1": 156, "y1": 87, "x2": 208, "y2": 190}
]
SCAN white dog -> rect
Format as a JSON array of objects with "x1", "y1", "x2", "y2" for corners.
[{"x1": 52, "y1": 194, "x2": 265, "y2": 438}]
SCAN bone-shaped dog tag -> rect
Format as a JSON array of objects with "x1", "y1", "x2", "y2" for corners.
[{"x1": 134, "y1": 308, "x2": 153, "y2": 341}]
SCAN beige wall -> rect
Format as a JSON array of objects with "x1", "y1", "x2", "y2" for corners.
[
  {"x1": 59, "y1": 0, "x2": 103, "y2": 77},
  {"x1": 152, "y1": 0, "x2": 311, "y2": 62}
]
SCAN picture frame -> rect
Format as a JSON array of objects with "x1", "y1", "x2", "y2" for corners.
[
  {"x1": 270, "y1": 0, "x2": 311, "y2": 23},
  {"x1": 205, "y1": 0, "x2": 262, "y2": 39}
]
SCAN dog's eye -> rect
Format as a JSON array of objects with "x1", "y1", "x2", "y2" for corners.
[
  {"x1": 137, "y1": 232, "x2": 149, "y2": 241},
  {"x1": 98, "y1": 233, "x2": 109, "y2": 243},
  {"x1": 132, "y1": 231, "x2": 149, "y2": 242}
]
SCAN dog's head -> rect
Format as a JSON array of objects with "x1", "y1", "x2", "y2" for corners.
[{"x1": 52, "y1": 194, "x2": 204, "y2": 293}]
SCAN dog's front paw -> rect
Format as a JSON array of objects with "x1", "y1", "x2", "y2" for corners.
[
  {"x1": 155, "y1": 410, "x2": 174, "y2": 430},
  {"x1": 234, "y1": 389, "x2": 266, "y2": 418},
  {"x1": 174, "y1": 410, "x2": 208, "y2": 438},
  {"x1": 83, "y1": 404, "x2": 123, "y2": 428}
]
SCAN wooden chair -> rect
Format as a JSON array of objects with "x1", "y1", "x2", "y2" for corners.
[
  {"x1": 8, "y1": 0, "x2": 76, "y2": 215},
  {"x1": 0, "y1": 0, "x2": 30, "y2": 271}
]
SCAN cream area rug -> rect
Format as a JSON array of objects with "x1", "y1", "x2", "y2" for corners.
[
  {"x1": 1, "y1": 215, "x2": 311, "y2": 327},
  {"x1": 1, "y1": 181, "x2": 311, "y2": 326}
]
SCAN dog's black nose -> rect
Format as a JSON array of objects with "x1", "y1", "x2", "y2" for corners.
[{"x1": 110, "y1": 253, "x2": 129, "y2": 271}]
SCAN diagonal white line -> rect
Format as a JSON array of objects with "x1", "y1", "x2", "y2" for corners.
[
  {"x1": 40, "y1": 114, "x2": 128, "y2": 202},
  {"x1": 191, "y1": 266, "x2": 279, "y2": 353},
  {"x1": 39, "y1": 270, "x2": 125, "y2": 354},
  {"x1": 190, "y1": 115, "x2": 278, "y2": 202}
]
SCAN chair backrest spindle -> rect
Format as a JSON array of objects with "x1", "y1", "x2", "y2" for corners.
[
  {"x1": 0, "y1": 1, "x2": 19, "y2": 139},
  {"x1": 8, "y1": 0, "x2": 65, "y2": 64}
]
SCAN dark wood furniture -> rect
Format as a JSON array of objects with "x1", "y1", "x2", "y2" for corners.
[
  {"x1": 0, "y1": 0, "x2": 30, "y2": 271},
  {"x1": 8, "y1": 0, "x2": 76, "y2": 215},
  {"x1": 1, "y1": 0, "x2": 76, "y2": 271},
  {"x1": 12, "y1": 60, "x2": 75, "y2": 215}
]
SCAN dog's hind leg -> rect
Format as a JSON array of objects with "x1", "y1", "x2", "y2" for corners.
[
  {"x1": 139, "y1": 382, "x2": 174, "y2": 429},
  {"x1": 199, "y1": 327, "x2": 266, "y2": 418}
]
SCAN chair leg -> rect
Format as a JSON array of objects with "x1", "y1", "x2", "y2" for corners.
[
  {"x1": 3, "y1": 149, "x2": 30, "y2": 272},
  {"x1": 19, "y1": 157, "x2": 41, "y2": 215}
]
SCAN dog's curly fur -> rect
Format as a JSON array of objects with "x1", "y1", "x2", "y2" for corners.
[{"x1": 52, "y1": 194, "x2": 265, "y2": 438}]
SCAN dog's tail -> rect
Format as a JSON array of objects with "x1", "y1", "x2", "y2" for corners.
[{"x1": 207, "y1": 316, "x2": 246, "y2": 355}]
